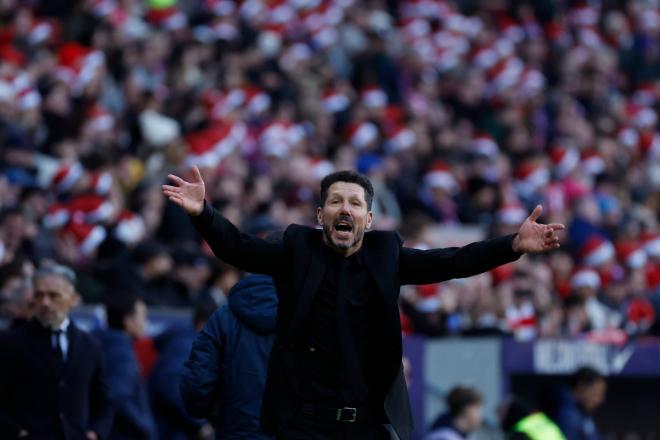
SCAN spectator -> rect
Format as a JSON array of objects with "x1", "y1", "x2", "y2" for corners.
[
  {"x1": 425, "y1": 386, "x2": 484, "y2": 440},
  {"x1": 180, "y1": 274, "x2": 277, "y2": 440},
  {"x1": 95, "y1": 292, "x2": 157, "y2": 440},
  {"x1": 149, "y1": 298, "x2": 217, "y2": 440},
  {"x1": 552, "y1": 367, "x2": 607, "y2": 440},
  {"x1": 0, "y1": 263, "x2": 113, "y2": 439},
  {"x1": 0, "y1": 258, "x2": 33, "y2": 330}
]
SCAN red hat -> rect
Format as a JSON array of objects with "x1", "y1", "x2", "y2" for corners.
[
  {"x1": 51, "y1": 162, "x2": 84, "y2": 193},
  {"x1": 87, "y1": 104, "x2": 114, "y2": 132},
  {"x1": 361, "y1": 85, "x2": 387, "y2": 109},
  {"x1": 385, "y1": 124, "x2": 416, "y2": 153},
  {"x1": 89, "y1": 170, "x2": 113, "y2": 196},
  {"x1": 43, "y1": 203, "x2": 70, "y2": 229},
  {"x1": 60, "y1": 222, "x2": 106, "y2": 256},
  {"x1": 471, "y1": 133, "x2": 499, "y2": 158},
  {"x1": 633, "y1": 82, "x2": 658, "y2": 106},
  {"x1": 322, "y1": 88, "x2": 350, "y2": 114},
  {"x1": 68, "y1": 195, "x2": 115, "y2": 224},
  {"x1": 615, "y1": 240, "x2": 647, "y2": 269},
  {"x1": 496, "y1": 202, "x2": 527, "y2": 225},
  {"x1": 579, "y1": 235, "x2": 615, "y2": 267},
  {"x1": 424, "y1": 162, "x2": 458, "y2": 194},
  {"x1": 146, "y1": 6, "x2": 187, "y2": 30},
  {"x1": 243, "y1": 86, "x2": 271, "y2": 115},
  {"x1": 186, "y1": 122, "x2": 245, "y2": 167},
  {"x1": 580, "y1": 150, "x2": 606, "y2": 175},
  {"x1": 114, "y1": 210, "x2": 146, "y2": 245},
  {"x1": 514, "y1": 161, "x2": 549, "y2": 195},
  {"x1": 345, "y1": 122, "x2": 379, "y2": 150},
  {"x1": 570, "y1": 267, "x2": 601, "y2": 289},
  {"x1": 641, "y1": 232, "x2": 660, "y2": 259},
  {"x1": 0, "y1": 44, "x2": 26, "y2": 67},
  {"x1": 550, "y1": 145, "x2": 579, "y2": 178}
]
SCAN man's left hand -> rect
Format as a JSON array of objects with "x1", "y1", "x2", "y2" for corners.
[
  {"x1": 86, "y1": 431, "x2": 98, "y2": 440},
  {"x1": 512, "y1": 205, "x2": 565, "y2": 253}
]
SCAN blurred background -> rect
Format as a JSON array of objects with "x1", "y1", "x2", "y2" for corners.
[{"x1": 0, "y1": 0, "x2": 659, "y2": 438}]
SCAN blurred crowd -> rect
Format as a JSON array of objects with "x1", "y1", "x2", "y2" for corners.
[{"x1": 0, "y1": 0, "x2": 660, "y2": 342}]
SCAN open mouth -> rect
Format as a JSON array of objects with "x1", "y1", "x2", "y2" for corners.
[{"x1": 334, "y1": 221, "x2": 353, "y2": 234}]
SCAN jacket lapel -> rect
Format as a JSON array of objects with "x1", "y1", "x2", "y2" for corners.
[{"x1": 287, "y1": 240, "x2": 325, "y2": 339}]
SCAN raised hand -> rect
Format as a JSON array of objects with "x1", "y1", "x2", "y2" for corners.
[
  {"x1": 162, "y1": 166, "x2": 206, "y2": 216},
  {"x1": 512, "y1": 205, "x2": 565, "y2": 253}
]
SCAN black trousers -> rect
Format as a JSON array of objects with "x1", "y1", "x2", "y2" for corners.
[{"x1": 276, "y1": 409, "x2": 391, "y2": 440}]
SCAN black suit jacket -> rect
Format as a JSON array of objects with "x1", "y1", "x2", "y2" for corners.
[
  {"x1": 191, "y1": 203, "x2": 521, "y2": 439},
  {"x1": 0, "y1": 319, "x2": 114, "y2": 440}
]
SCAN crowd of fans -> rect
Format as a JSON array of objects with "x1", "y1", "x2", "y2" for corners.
[{"x1": 0, "y1": 0, "x2": 659, "y2": 342}]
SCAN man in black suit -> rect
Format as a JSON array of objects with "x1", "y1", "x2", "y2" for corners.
[
  {"x1": 163, "y1": 168, "x2": 564, "y2": 440},
  {"x1": 0, "y1": 263, "x2": 114, "y2": 440}
]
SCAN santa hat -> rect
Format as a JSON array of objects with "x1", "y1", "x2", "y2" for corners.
[
  {"x1": 43, "y1": 203, "x2": 70, "y2": 229},
  {"x1": 243, "y1": 86, "x2": 271, "y2": 115},
  {"x1": 89, "y1": 170, "x2": 113, "y2": 196},
  {"x1": 322, "y1": 89, "x2": 350, "y2": 113},
  {"x1": 487, "y1": 57, "x2": 524, "y2": 96},
  {"x1": 641, "y1": 232, "x2": 660, "y2": 259},
  {"x1": 309, "y1": 157, "x2": 334, "y2": 182},
  {"x1": 28, "y1": 19, "x2": 60, "y2": 46},
  {"x1": 627, "y1": 298, "x2": 656, "y2": 326},
  {"x1": 496, "y1": 202, "x2": 527, "y2": 225},
  {"x1": 16, "y1": 87, "x2": 41, "y2": 111},
  {"x1": 617, "y1": 126, "x2": 639, "y2": 150},
  {"x1": 145, "y1": 4, "x2": 187, "y2": 31},
  {"x1": 579, "y1": 235, "x2": 615, "y2": 267},
  {"x1": 345, "y1": 122, "x2": 379, "y2": 149},
  {"x1": 51, "y1": 162, "x2": 84, "y2": 193},
  {"x1": 514, "y1": 161, "x2": 549, "y2": 196},
  {"x1": 114, "y1": 210, "x2": 146, "y2": 245},
  {"x1": 550, "y1": 145, "x2": 580, "y2": 178},
  {"x1": 570, "y1": 267, "x2": 601, "y2": 289},
  {"x1": 385, "y1": 124, "x2": 416, "y2": 153},
  {"x1": 633, "y1": 82, "x2": 657, "y2": 106},
  {"x1": 186, "y1": 122, "x2": 245, "y2": 167},
  {"x1": 580, "y1": 150, "x2": 606, "y2": 175},
  {"x1": 68, "y1": 195, "x2": 115, "y2": 224},
  {"x1": 615, "y1": 240, "x2": 647, "y2": 269},
  {"x1": 61, "y1": 222, "x2": 106, "y2": 256},
  {"x1": 87, "y1": 105, "x2": 114, "y2": 132},
  {"x1": 139, "y1": 110, "x2": 180, "y2": 147},
  {"x1": 471, "y1": 133, "x2": 499, "y2": 158},
  {"x1": 361, "y1": 85, "x2": 388, "y2": 109},
  {"x1": 424, "y1": 162, "x2": 458, "y2": 193},
  {"x1": 626, "y1": 103, "x2": 657, "y2": 129},
  {"x1": 56, "y1": 42, "x2": 105, "y2": 94}
]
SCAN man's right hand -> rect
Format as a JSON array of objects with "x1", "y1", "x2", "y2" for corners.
[
  {"x1": 18, "y1": 429, "x2": 28, "y2": 438},
  {"x1": 162, "y1": 166, "x2": 206, "y2": 216}
]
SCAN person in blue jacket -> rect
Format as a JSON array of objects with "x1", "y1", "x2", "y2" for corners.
[
  {"x1": 149, "y1": 298, "x2": 217, "y2": 440},
  {"x1": 180, "y1": 274, "x2": 277, "y2": 440},
  {"x1": 95, "y1": 291, "x2": 157, "y2": 440}
]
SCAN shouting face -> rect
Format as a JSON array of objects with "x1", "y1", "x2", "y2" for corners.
[{"x1": 317, "y1": 181, "x2": 373, "y2": 256}]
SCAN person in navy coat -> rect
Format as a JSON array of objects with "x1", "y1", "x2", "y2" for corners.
[{"x1": 0, "y1": 263, "x2": 114, "y2": 440}]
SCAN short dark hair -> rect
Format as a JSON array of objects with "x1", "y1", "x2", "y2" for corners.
[
  {"x1": 570, "y1": 366, "x2": 605, "y2": 389},
  {"x1": 105, "y1": 292, "x2": 141, "y2": 330},
  {"x1": 319, "y1": 170, "x2": 374, "y2": 210},
  {"x1": 446, "y1": 386, "x2": 482, "y2": 417}
]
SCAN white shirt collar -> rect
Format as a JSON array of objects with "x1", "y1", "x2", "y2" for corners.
[{"x1": 55, "y1": 318, "x2": 70, "y2": 333}]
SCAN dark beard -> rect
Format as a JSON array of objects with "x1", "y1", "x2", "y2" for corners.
[{"x1": 322, "y1": 222, "x2": 363, "y2": 251}]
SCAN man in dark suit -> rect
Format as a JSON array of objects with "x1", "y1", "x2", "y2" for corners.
[
  {"x1": 163, "y1": 168, "x2": 564, "y2": 440},
  {"x1": 0, "y1": 263, "x2": 114, "y2": 440}
]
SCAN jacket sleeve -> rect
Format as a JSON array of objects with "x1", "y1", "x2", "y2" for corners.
[
  {"x1": 0, "y1": 334, "x2": 22, "y2": 438},
  {"x1": 179, "y1": 307, "x2": 227, "y2": 419},
  {"x1": 106, "y1": 350, "x2": 157, "y2": 438},
  {"x1": 88, "y1": 341, "x2": 114, "y2": 440},
  {"x1": 189, "y1": 201, "x2": 285, "y2": 275},
  {"x1": 399, "y1": 234, "x2": 522, "y2": 286}
]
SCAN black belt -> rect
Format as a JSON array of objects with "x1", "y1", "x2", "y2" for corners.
[{"x1": 300, "y1": 403, "x2": 370, "y2": 423}]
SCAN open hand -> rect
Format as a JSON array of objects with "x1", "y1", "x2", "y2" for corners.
[
  {"x1": 162, "y1": 166, "x2": 206, "y2": 216},
  {"x1": 512, "y1": 205, "x2": 565, "y2": 253}
]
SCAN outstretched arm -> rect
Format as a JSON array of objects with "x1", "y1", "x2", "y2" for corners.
[
  {"x1": 400, "y1": 205, "x2": 564, "y2": 285},
  {"x1": 162, "y1": 166, "x2": 284, "y2": 275}
]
